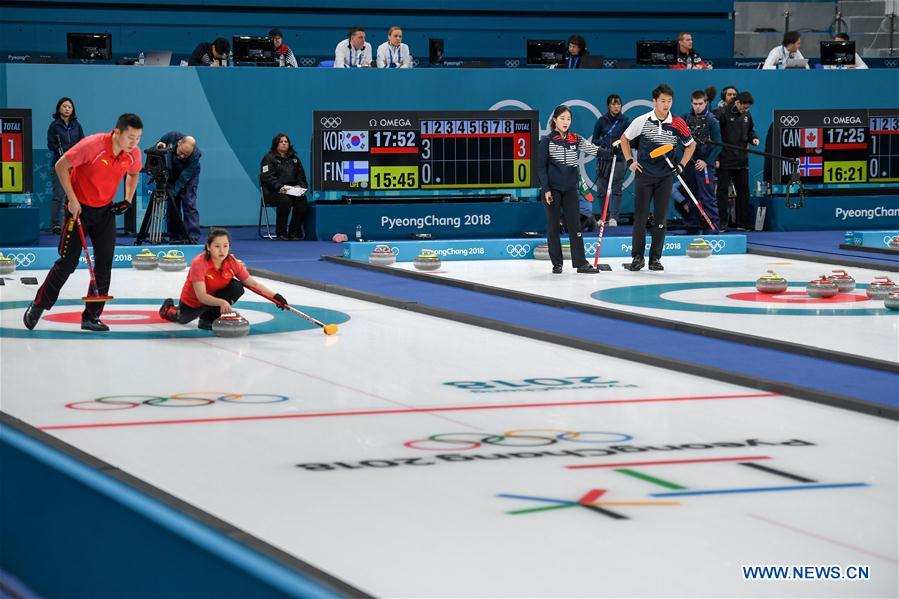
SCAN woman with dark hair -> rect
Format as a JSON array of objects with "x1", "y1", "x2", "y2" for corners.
[
  {"x1": 536, "y1": 104, "x2": 610, "y2": 274},
  {"x1": 47, "y1": 97, "x2": 85, "y2": 234},
  {"x1": 260, "y1": 133, "x2": 309, "y2": 240},
  {"x1": 158, "y1": 228, "x2": 287, "y2": 330},
  {"x1": 564, "y1": 35, "x2": 588, "y2": 69}
]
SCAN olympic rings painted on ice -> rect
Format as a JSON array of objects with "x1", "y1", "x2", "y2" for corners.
[
  {"x1": 404, "y1": 429, "x2": 633, "y2": 451},
  {"x1": 66, "y1": 392, "x2": 290, "y2": 411}
]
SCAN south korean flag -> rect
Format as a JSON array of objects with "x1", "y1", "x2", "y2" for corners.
[{"x1": 339, "y1": 131, "x2": 369, "y2": 152}]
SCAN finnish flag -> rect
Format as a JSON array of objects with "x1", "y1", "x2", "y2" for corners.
[
  {"x1": 339, "y1": 131, "x2": 369, "y2": 152},
  {"x1": 341, "y1": 161, "x2": 369, "y2": 183}
]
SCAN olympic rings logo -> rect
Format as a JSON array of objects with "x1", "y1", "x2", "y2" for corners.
[
  {"x1": 882, "y1": 234, "x2": 898, "y2": 245},
  {"x1": 603, "y1": 60, "x2": 616, "y2": 68},
  {"x1": 320, "y1": 117, "x2": 342, "y2": 128},
  {"x1": 584, "y1": 241, "x2": 597, "y2": 254},
  {"x1": 504, "y1": 59, "x2": 521, "y2": 68},
  {"x1": 66, "y1": 392, "x2": 289, "y2": 411},
  {"x1": 299, "y1": 57, "x2": 316, "y2": 66},
  {"x1": 404, "y1": 429, "x2": 633, "y2": 451},
  {"x1": 7, "y1": 253, "x2": 36, "y2": 267},
  {"x1": 706, "y1": 239, "x2": 727, "y2": 253},
  {"x1": 779, "y1": 115, "x2": 800, "y2": 127},
  {"x1": 505, "y1": 243, "x2": 531, "y2": 258},
  {"x1": 885, "y1": 59, "x2": 898, "y2": 68}
]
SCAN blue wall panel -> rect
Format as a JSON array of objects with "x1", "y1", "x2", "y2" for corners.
[{"x1": 2, "y1": 65, "x2": 897, "y2": 230}]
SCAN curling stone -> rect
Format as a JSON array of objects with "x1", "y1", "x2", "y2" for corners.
[
  {"x1": 756, "y1": 270, "x2": 788, "y2": 294},
  {"x1": 884, "y1": 291, "x2": 899, "y2": 311},
  {"x1": 413, "y1": 249, "x2": 441, "y2": 271},
  {"x1": 0, "y1": 253, "x2": 16, "y2": 275},
  {"x1": 866, "y1": 276, "x2": 896, "y2": 300},
  {"x1": 806, "y1": 275, "x2": 839, "y2": 299},
  {"x1": 889, "y1": 236, "x2": 899, "y2": 250},
  {"x1": 686, "y1": 238, "x2": 713, "y2": 259},
  {"x1": 827, "y1": 269, "x2": 856, "y2": 292},
  {"x1": 533, "y1": 244, "x2": 550, "y2": 260},
  {"x1": 212, "y1": 312, "x2": 250, "y2": 338},
  {"x1": 132, "y1": 249, "x2": 158, "y2": 270},
  {"x1": 158, "y1": 250, "x2": 187, "y2": 272},
  {"x1": 368, "y1": 244, "x2": 396, "y2": 266}
]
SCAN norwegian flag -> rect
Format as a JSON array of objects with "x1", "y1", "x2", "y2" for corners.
[
  {"x1": 802, "y1": 128, "x2": 822, "y2": 149},
  {"x1": 796, "y1": 155, "x2": 823, "y2": 177}
]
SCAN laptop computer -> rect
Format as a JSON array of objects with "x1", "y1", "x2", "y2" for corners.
[
  {"x1": 142, "y1": 51, "x2": 172, "y2": 66},
  {"x1": 784, "y1": 57, "x2": 808, "y2": 69}
]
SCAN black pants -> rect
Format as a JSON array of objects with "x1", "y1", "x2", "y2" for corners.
[
  {"x1": 265, "y1": 192, "x2": 307, "y2": 238},
  {"x1": 34, "y1": 204, "x2": 115, "y2": 318},
  {"x1": 176, "y1": 279, "x2": 245, "y2": 324},
  {"x1": 716, "y1": 167, "x2": 750, "y2": 229},
  {"x1": 631, "y1": 173, "x2": 672, "y2": 261},
  {"x1": 544, "y1": 188, "x2": 587, "y2": 268}
]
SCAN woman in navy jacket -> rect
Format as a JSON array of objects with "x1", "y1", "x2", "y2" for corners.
[
  {"x1": 47, "y1": 97, "x2": 85, "y2": 234},
  {"x1": 536, "y1": 104, "x2": 610, "y2": 274}
]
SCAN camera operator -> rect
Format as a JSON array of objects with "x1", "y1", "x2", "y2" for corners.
[
  {"x1": 681, "y1": 90, "x2": 721, "y2": 233},
  {"x1": 156, "y1": 132, "x2": 202, "y2": 243},
  {"x1": 717, "y1": 91, "x2": 759, "y2": 230}
]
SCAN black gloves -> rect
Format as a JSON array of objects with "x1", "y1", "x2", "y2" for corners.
[
  {"x1": 671, "y1": 163, "x2": 684, "y2": 177},
  {"x1": 110, "y1": 201, "x2": 130, "y2": 215},
  {"x1": 273, "y1": 293, "x2": 288, "y2": 309}
]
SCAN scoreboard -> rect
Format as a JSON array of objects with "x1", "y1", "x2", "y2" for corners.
[
  {"x1": 0, "y1": 109, "x2": 33, "y2": 194},
  {"x1": 313, "y1": 110, "x2": 538, "y2": 192},
  {"x1": 773, "y1": 108, "x2": 899, "y2": 187}
]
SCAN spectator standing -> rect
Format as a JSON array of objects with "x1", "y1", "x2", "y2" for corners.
[
  {"x1": 762, "y1": 31, "x2": 808, "y2": 69},
  {"x1": 681, "y1": 90, "x2": 722, "y2": 233},
  {"x1": 23, "y1": 114, "x2": 143, "y2": 332},
  {"x1": 717, "y1": 91, "x2": 759, "y2": 230},
  {"x1": 335, "y1": 27, "x2": 373, "y2": 68},
  {"x1": 619, "y1": 83, "x2": 695, "y2": 271},
  {"x1": 157, "y1": 132, "x2": 202, "y2": 243},
  {"x1": 672, "y1": 32, "x2": 710, "y2": 69},
  {"x1": 592, "y1": 94, "x2": 631, "y2": 227},
  {"x1": 716, "y1": 86, "x2": 737, "y2": 119},
  {"x1": 260, "y1": 133, "x2": 309, "y2": 240},
  {"x1": 377, "y1": 26, "x2": 413, "y2": 68},
  {"x1": 47, "y1": 97, "x2": 85, "y2": 234},
  {"x1": 188, "y1": 37, "x2": 230, "y2": 66},
  {"x1": 270, "y1": 28, "x2": 298, "y2": 67}
]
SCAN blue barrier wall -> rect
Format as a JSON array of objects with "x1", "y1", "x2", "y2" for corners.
[
  {"x1": 2, "y1": 1, "x2": 734, "y2": 61},
  {"x1": 0, "y1": 419, "x2": 350, "y2": 598},
  {"x1": 2, "y1": 64, "x2": 897, "y2": 230}
]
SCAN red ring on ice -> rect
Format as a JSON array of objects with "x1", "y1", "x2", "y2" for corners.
[
  {"x1": 43, "y1": 310, "x2": 169, "y2": 324},
  {"x1": 726, "y1": 292, "x2": 871, "y2": 304}
]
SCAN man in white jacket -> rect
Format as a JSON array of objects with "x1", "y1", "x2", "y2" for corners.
[{"x1": 334, "y1": 27, "x2": 372, "y2": 68}]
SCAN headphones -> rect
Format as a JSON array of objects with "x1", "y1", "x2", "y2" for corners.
[{"x1": 720, "y1": 86, "x2": 736, "y2": 101}]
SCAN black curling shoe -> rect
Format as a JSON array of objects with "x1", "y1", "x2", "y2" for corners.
[
  {"x1": 81, "y1": 316, "x2": 109, "y2": 332},
  {"x1": 576, "y1": 264, "x2": 599, "y2": 274},
  {"x1": 23, "y1": 303, "x2": 44, "y2": 330},
  {"x1": 648, "y1": 259, "x2": 664, "y2": 271},
  {"x1": 623, "y1": 257, "x2": 645, "y2": 271},
  {"x1": 552, "y1": 265, "x2": 563, "y2": 274}
]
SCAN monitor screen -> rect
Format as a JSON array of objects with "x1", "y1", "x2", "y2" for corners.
[
  {"x1": 636, "y1": 41, "x2": 677, "y2": 65},
  {"x1": 526, "y1": 40, "x2": 565, "y2": 66},
  {"x1": 232, "y1": 35, "x2": 275, "y2": 63},
  {"x1": 821, "y1": 41, "x2": 855, "y2": 66},
  {"x1": 66, "y1": 32, "x2": 112, "y2": 60},
  {"x1": 429, "y1": 38, "x2": 445, "y2": 64}
]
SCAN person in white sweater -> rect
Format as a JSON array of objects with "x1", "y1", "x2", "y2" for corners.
[
  {"x1": 334, "y1": 27, "x2": 372, "y2": 68},
  {"x1": 376, "y1": 26, "x2": 413, "y2": 68},
  {"x1": 762, "y1": 31, "x2": 808, "y2": 69}
]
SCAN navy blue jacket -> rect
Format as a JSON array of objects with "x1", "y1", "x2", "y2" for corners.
[
  {"x1": 681, "y1": 108, "x2": 721, "y2": 164},
  {"x1": 592, "y1": 112, "x2": 631, "y2": 159},
  {"x1": 537, "y1": 131, "x2": 609, "y2": 195},
  {"x1": 158, "y1": 131, "x2": 202, "y2": 196},
  {"x1": 47, "y1": 118, "x2": 85, "y2": 157}
]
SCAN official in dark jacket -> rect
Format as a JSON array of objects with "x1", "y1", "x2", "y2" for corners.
[
  {"x1": 188, "y1": 38, "x2": 230, "y2": 66},
  {"x1": 716, "y1": 91, "x2": 759, "y2": 229},
  {"x1": 681, "y1": 90, "x2": 722, "y2": 232},
  {"x1": 260, "y1": 133, "x2": 309, "y2": 240},
  {"x1": 157, "y1": 131, "x2": 202, "y2": 243},
  {"x1": 592, "y1": 94, "x2": 631, "y2": 226},
  {"x1": 47, "y1": 97, "x2": 85, "y2": 233}
]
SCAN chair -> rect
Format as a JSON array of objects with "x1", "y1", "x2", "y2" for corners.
[{"x1": 258, "y1": 180, "x2": 277, "y2": 239}]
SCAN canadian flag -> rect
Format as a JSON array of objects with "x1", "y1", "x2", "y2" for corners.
[{"x1": 802, "y1": 128, "x2": 822, "y2": 148}]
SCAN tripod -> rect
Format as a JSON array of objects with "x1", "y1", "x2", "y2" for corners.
[{"x1": 134, "y1": 175, "x2": 188, "y2": 245}]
